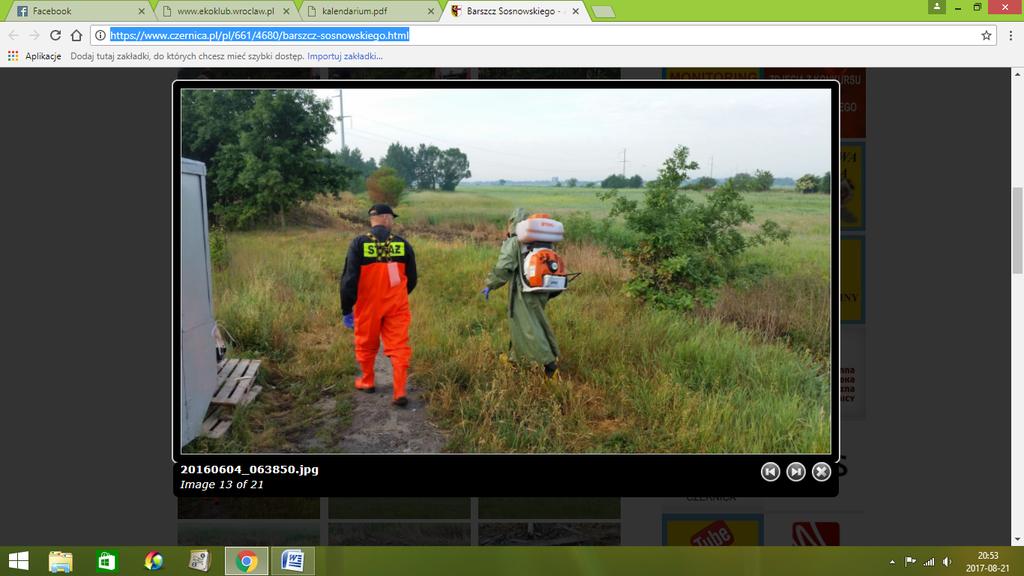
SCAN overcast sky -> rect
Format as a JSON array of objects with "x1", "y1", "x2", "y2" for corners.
[{"x1": 313, "y1": 88, "x2": 831, "y2": 182}]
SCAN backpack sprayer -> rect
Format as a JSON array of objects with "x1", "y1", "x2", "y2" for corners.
[{"x1": 515, "y1": 214, "x2": 581, "y2": 293}]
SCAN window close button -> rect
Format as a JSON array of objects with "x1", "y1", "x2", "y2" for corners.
[{"x1": 990, "y1": 0, "x2": 1022, "y2": 14}]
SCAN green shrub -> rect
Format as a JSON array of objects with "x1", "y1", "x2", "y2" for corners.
[
  {"x1": 209, "y1": 225, "x2": 229, "y2": 269},
  {"x1": 599, "y1": 148, "x2": 791, "y2": 311},
  {"x1": 366, "y1": 166, "x2": 408, "y2": 206},
  {"x1": 796, "y1": 174, "x2": 820, "y2": 194},
  {"x1": 182, "y1": 89, "x2": 351, "y2": 229}
]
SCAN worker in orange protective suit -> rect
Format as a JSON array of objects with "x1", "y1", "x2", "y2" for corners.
[{"x1": 340, "y1": 204, "x2": 418, "y2": 407}]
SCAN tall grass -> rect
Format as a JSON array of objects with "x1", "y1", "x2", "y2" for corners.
[
  {"x1": 409, "y1": 239, "x2": 828, "y2": 453},
  {"x1": 200, "y1": 229, "x2": 356, "y2": 453}
]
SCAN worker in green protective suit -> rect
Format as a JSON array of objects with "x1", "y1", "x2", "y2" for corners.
[{"x1": 480, "y1": 208, "x2": 561, "y2": 378}]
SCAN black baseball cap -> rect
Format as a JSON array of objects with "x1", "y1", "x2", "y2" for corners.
[{"x1": 368, "y1": 204, "x2": 398, "y2": 218}]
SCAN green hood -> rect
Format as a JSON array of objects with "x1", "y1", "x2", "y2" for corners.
[{"x1": 507, "y1": 208, "x2": 529, "y2": 236}]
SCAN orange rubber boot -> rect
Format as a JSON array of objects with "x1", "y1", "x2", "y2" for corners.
[
  {"x1": 391, "y1": 363, "x2": 408, "y2": 401},
  {"x1": 354, "y1": 356, "x2": 376, "y2": 391},
  {"x1": 380, "y1": 303, "x2": 412, "y2": 404}
]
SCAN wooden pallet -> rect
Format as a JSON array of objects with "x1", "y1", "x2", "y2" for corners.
[
  {"x1": 201, "y1": 358, "x2": 263, "y2": 439},
  {"x1": 201, "y1": 408, "x2": 234, "y2": 440},
  {"x1": 211, "y1": 358, "x2": 261, "y2": 406}
]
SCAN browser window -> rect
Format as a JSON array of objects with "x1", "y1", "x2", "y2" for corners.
[{"x1": 1, "y1": 0, "x2": 1021, "y2": 572}]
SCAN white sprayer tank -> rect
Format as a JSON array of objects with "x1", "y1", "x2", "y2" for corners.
[{"x1": 515, "y1": 217, "x2": 564, "y2": 243}]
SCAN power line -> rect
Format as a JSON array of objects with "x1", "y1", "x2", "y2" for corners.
[
  {"x1": 322, "y1": 97, "x2": 650, "y2": 179},
  {"x1": 330, "y1": 89, "x2": 353, "y2": 152},
  {"x1": 321, "y1": 95, "x2": 648, "y2": 176}
]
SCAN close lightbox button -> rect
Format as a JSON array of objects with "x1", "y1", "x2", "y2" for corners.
[{"x1": 812, "y1": 462, "x2": 832, "y2": 482}]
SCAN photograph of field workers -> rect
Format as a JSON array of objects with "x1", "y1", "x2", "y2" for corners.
[{"x1": 179, "y1": 86, "x2": 832, "y2": 455}]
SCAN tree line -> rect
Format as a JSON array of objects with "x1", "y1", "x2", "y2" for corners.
[
  {"x1": 569, "y1": 168, "x2": 831, "y2": 193},
  {"x1": 337, "y1": 143, "x2": 472, "y2": 207},
  {"x1": 181, "y1": 89, "x2": 473, "y2": 229}
]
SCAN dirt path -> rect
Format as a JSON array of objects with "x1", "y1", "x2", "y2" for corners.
[{"x1": 335, "y1": 349, "x2": 447, "y2": 453}]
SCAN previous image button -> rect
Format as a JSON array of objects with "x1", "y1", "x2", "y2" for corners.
[{"x1": 761, "y1": 461, "x2": 781, "y2": 482}]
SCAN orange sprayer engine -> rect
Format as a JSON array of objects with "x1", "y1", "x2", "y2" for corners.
[
  {"x1": 522, "y1": 247, "x2": 568, "y2": 292},
  {"x1": 518, "y1": 214, "x2": 580, "y2": 293}
]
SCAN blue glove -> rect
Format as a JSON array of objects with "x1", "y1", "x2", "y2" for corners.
[
  {"x1": 343, "y1": 313, "x2": 354, "y2": 330},
  {"x1": 480, "y1": 287, "x2": 491, "y2": 301}
]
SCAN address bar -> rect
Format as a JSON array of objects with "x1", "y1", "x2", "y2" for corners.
[{"x1": 89, "y1": 24, "x2": 998, "y2": 46}]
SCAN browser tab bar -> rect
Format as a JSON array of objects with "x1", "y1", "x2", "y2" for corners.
[
  {"x1": 4, "y1": 0, "x2": 1024, "y2": 21},
  {"x1": 439, "y1": 1, "x2": 589, "y2": 23}
]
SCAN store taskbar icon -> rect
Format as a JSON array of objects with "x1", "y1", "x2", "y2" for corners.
[{"x1": 96, "y1": 551, "x2": 118, "y2": 573}]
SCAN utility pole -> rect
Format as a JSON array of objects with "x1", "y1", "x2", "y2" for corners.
[
  {"x1": 331, "y1": 89, "x2": 352, "y2": 152},
  {"x1": 709, "y1": 155, "x2": 714, "y2": 179},
  {"x1": 621, "y1": 148, "x2": 629, "y2": 178}
]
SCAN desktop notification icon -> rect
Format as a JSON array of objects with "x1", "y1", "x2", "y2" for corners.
[
  {"x1": 144, "y1": 552, "x2": 164, "y2": 571},
  {"x1": 48, "y1": 551, "x2": 73, "y2": 573}
]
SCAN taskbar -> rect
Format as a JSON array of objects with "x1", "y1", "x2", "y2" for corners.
[{"x1": 1, "y1": 547, "x2": 1018, "y2": 575}]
